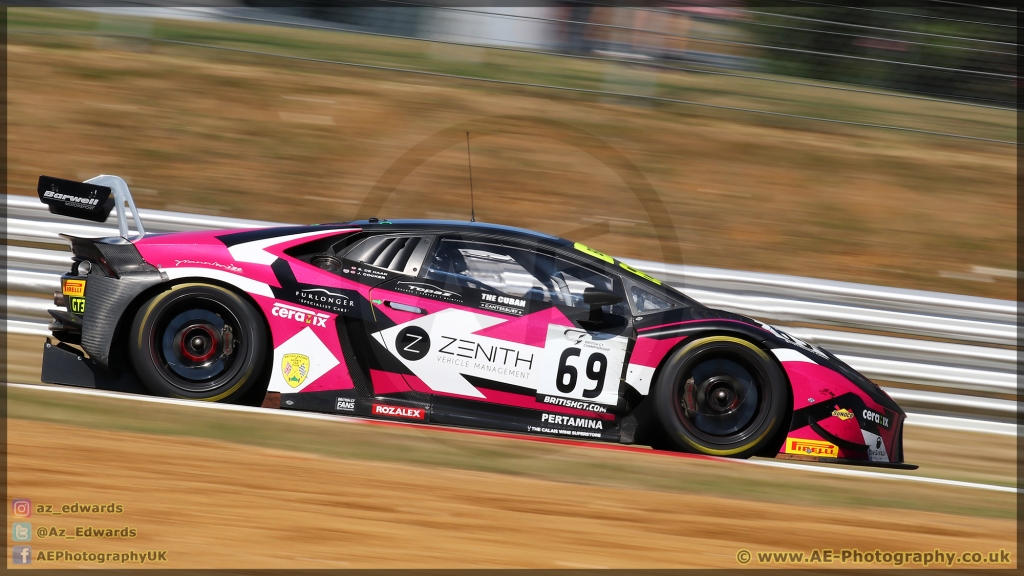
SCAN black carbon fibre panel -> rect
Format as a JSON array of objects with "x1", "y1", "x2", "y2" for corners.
[
  {"x1": 80, "y1": 271, "x2": 165, "y2": 368},
  {"x1": 96, "y1": 242, "x2": 158, "y2": 275}
]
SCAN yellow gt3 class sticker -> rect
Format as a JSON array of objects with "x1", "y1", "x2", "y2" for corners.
[
  {"x1": 619, "y1": 261, "x2": 662, "y2": 285},
  {"x1": 573, "y1": 242, "x2": 614, "y2": 264}
]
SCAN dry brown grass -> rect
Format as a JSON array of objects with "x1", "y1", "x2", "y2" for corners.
[{"x1": 6, "y1": 9, "x2": 1016, "y2": 298}]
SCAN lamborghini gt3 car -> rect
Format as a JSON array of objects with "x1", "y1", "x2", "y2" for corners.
[{"x1": 37, "y1": 174, "x2": 914, "y2": 468}]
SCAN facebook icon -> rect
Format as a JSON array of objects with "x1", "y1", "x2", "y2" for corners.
[{"x1": 12, "y1": 546, "x2": 32, "y2": 565}]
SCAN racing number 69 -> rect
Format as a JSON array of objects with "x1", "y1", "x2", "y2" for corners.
[{"x1": 556, "y1": 348, "x2": 607, "y2": 399}]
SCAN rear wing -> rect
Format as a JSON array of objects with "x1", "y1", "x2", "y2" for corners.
[{"x1": 38, "y1": 174, "x2": 146, "y2": 240}]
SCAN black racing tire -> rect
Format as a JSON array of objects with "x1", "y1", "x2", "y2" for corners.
[
  {"x1": 652, "y1": 335, "x2": 787, "y2": 458},
  {"x1": 129, "y1": 283, "x2": 267, "y2": 402}
]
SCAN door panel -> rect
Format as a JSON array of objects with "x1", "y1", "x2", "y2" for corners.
[
  {"x1": 332, "y1": 234, "x2": 434, "y2": 397},
  {"x1": 370, "y1": 238, "x2": 634, "y2": 411}
]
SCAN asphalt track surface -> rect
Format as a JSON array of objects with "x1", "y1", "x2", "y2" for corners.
[{"x1": 6, "y1": 382, "x2": 1017, "y2": 495}]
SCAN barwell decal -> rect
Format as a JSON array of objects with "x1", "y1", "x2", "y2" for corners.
[{"x1": 42, "y1": 190, "x2": 100, "y2": 206}]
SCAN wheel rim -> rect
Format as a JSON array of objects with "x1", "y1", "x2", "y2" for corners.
[
  {"x1": 674, "y1": 353, "x2": 769, "y2": 442},
  {"x1": 155, "y1": 299, "x2": 241, "y2": 392}
]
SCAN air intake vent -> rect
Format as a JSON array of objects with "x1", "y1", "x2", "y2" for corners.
[{"x1": 346, "y1": 236, "x2": 425, "y2": 274}]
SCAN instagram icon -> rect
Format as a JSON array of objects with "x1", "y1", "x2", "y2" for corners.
[{"x1": 12, "y1": 499, "x2": 31, "y2": 517}]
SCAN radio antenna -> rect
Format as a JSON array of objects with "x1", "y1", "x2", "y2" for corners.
[{"x1": 466, "y1": 131, "x2": 476, "y2": 222}]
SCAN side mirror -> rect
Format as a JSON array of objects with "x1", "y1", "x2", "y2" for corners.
[{"x1": 583, "y1": 287, "x2": 623, "y2": 308}]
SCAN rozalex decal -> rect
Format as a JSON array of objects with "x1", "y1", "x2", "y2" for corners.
[{"x1": 372, "y1": 404, "x2": 425, "y2": 420}]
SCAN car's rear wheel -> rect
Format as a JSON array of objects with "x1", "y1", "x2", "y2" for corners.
[
  {"x1": 652, "y1": 336, "x2": 787, "y2": 458},
  {"x1": 129, "y1": 283, "x2": 266, "y2": 402}
]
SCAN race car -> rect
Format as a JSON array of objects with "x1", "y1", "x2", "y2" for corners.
[{"x1": 37, "y1": 174, "x2": 914, "y2": 468}]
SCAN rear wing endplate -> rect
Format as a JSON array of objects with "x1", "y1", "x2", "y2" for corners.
[{"x1": 38, "y1": 174, "x2": 146, "y2": 240}]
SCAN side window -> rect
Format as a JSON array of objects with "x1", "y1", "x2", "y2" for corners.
[
  {"x1": 630, "y1": 285, "x2": 675, "y2": 312},
  {"x1": 425, "y1": 241, "x2": 547, "y2": 296},
  {"x1": 425, "y1": 240, "x2": 626, "y2": 314},
  {"x1": 343, "y1": 235, "x2": 431, "y2": 275}
]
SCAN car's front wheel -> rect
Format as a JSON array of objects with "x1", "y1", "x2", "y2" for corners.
[
  {"x1": 129, "y1": 283, "x2": 267, "y2": 402},
  {"x1": 652, "y1": 335, "x2": 787, "y2": 458}
]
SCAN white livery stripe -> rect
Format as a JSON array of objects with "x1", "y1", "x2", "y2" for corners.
[
  {"x1": 625, "y1": 364, "x2": 656, "y2": 395},
  {"x1": 227, "y1": 229, "x2": 355, "y2": 265},
  {"x1": 771, "y1": 348, "x2": 816, "y2": 363},
  {"x1": 162, "y1": 267, "x2": 274, "y2": 298}
]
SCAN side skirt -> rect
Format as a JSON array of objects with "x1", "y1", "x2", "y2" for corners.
[{"x1": 279, "y1": 390, "x2": 622, "y2": 442}]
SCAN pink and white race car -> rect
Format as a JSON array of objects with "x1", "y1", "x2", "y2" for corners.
[{"x1": 38, "y1": 174, "x2": 914, "y2": 468}]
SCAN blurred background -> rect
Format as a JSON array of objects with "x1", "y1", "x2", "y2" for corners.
[
  {"x1": 4, "y1": 4, "x2": 1017, "y2": 568},
  {"x1": 5, "y1": 1, "x2": 1016, "y2": 299}
]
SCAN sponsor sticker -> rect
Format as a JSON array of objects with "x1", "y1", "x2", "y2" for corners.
[
  {"x1": 831, "y1": 405, "x2": 854, "y2": 421},
  {"x1": 861, "y1": 430, "x2": 889, "y2": 462},
  {"x1": 537, "y1": 394, "x2": 609, "y2": 414},
  {"x1": 573, "y1": 242, "x2": 614, "y2": 264},
  {"x1": 372, "y1": 404, "x2": 425, "y2": 420},
  {"x1": 281, "y1": 353, "x2": 310, "y2": 388},
  {"x1": 862, "y1": 408, "x2": 891, "y2": 429},
  {"x1": 396, "y1": 281, "x2": 461, "y2": 302},
  {"x1": 395, "y1": 326, "x2": 431, "y2": 361},
  {"x1": 271, "y1": 302, "x2": 330, "y2": 327},
  {"x1": 480, "y1": 292, "x2": 526, "y2": 316},
  {"x1": 618, "y1": 261, "x2": 662, "y2": 285},
  {"x1": 295, "y1": 288, "x2": 354, "y2": 314},
  {"x1": 62, "y1": 279, "x2": 86, "y2": 297},
  {"x1": 480, "y1": 302, "x2": 524, "y2": 315},
  {"x1": 68, "y1": 296, "x2": 86, "y2": 314},
  {"x1": 540, "y1": 413, "x2": 604, "y2": 430},
  {"x1": 784, "y1": 437, "x2": 839, "y2": 458},
  {"x1": 43, "y1": 189, "x2": 100, "y2": 207},
  {"x1": 174, "y1": 259, "x2": 243, "y2": 273},
  {"x1": 335, "y1": 398, "x2": 356, "y2": 412}
]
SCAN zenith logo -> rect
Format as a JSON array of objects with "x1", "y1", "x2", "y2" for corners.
[{"x1": 404, "y1": 334, "x2": 424, "y2": 352}]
